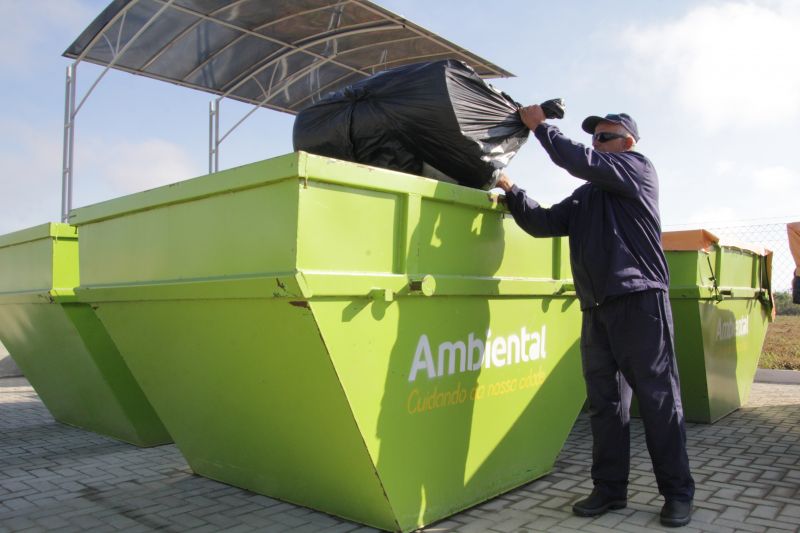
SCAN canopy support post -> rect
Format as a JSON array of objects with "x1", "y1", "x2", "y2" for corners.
[
  {"x1": 61, "y1": 64, "x2": 76, "y2": 223},
  {"x1": 208, "y1": 100, "x2": 217, "y2": 173},
  {"x1": 209, "y1": 100, "x2": 221, "y2": 173},
  {"x1": 59, "y1": 0, "x2": 175, "y2": 221}
]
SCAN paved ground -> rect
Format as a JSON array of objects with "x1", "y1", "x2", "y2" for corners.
[{"x1": 1, "y1": 377, "x2": 798, "y2": 533}]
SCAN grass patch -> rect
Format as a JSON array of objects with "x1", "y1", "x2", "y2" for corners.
[{"x1": 759, "y1": 315, "x2": 800, "y2": 370}]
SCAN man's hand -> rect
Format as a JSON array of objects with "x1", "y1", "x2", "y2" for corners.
[
  {"x1": 495, "y1": 173, "x2": 514, "y2": 192},
  {"x1": 519, "y1": 105, "x2": 546, "y2": 130}
]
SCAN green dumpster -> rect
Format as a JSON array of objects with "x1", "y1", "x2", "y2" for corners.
[
  {"x1": 0, "y1": 223, "x2": 170, "y2": 446},
  {"x1": 663, "y1": 229, "x2": 773, "y2": 423},
  {"x1": 71, "y1": 152, "x2": 585, "y2": 532}
]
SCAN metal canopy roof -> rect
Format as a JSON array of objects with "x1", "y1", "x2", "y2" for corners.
[{"x1": 64, "y1": 0, "x2": 513, "y2": 115}]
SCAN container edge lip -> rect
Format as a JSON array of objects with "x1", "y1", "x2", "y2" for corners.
[
  {"x1": 69, "y1": 153, "x2": 305, "y2": 226},
  {"x1": 302, "y1": 152, "x2": 508, "y2": 212},
  {"x1": 0, "y1": 289, "x2": 54, "y2": 303},
  {"x1": 69, "y1": 152, "x2": 511, "y2": 226},
  {"x1": 72, "y1": 271, "x2": 578, "y2": 301},
  {"x1": 0, "y1": 223, "x2": 77, "y2": 249}
]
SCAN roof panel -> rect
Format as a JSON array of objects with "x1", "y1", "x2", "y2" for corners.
[
  {"x1": 265, "y1": 63, "x2": 356, "y2": 112},
  {"x1": 120, "y1": 5, "x2": 200, "y2": 69},
  {"x1": 258, "y1": 3, "x2": 384, "y2": 43},
  {"x1": 173, "y1": 0, "x2": 234, "y2": 14},
  {"x1": 218, "y1": 0, "x2": 359, "y2": 33},
  {"x1": 147, "y1": 20, "x2": 241, "y2": 79},
  {"x1": 237, "y1": 50, "x2": 321, "y2": 102},
  {"x1": 309, "y1": 33, "x2": 451, "y2": 73},
  {"x1": 64, "y1": 0, "x2": 513, "y2": 115},
  {"x1": 184, "y1": 35, "x2": 284, "y2": 90}
]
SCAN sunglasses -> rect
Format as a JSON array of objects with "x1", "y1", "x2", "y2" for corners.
[{"x1": 593, "y1": 132, "x2": 629, "y2": 143}]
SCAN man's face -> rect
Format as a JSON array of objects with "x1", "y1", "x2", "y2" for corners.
[{"x1": 592, "y1": 122, "x2": 632, "y2": 153}]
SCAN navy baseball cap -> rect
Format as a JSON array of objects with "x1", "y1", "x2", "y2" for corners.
[{"x1": 581, "y1": 113, "x2": 640, "y2": 142}]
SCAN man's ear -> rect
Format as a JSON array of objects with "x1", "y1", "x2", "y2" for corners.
[{"x1": 624, "y1": 136, "x2": 635, "y2": 150}]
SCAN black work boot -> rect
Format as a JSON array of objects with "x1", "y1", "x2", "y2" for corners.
[
  {"x1": 572, "y1": 489, "x2": 627, "y2": 517},
  {"x1": 660, "y1": 499, "x2": 692, "y2": 527}
]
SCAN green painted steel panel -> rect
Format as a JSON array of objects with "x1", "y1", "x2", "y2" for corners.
[
  {"x1": 79, "y1": 180, "x2": 300, "y2": 287},
  {"x1": 72, "y1": 152, "x2": 585, "y2": 531},
  {"x1": 314, "y1": 297, "x2": 582, "y2": 530},
  {"x1": 0, "y1": 223, "x2": 76, "y2": 296},
  {"x1": 651, "y1": 246, "x2": 772, "y2": 423},
  {"x1": 0, "y1": 223, "x2": 170, "y2": 446},
  {"x1": 91, "y1": 298, "x2": 398, "y2": 530}
]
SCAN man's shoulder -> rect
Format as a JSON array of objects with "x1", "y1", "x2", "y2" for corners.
[
  {"x1": 571, "y1": 182, "x2": 593, "y2": 197},
  {"x1": 611, "y1": 150, "x2": 656, "y2": 174},
  {"x1": 615, "y1": 149, "x2": 650, "y2": 162}
]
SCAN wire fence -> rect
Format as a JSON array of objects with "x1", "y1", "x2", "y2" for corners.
[{"x1": 665, "y1": 220, "x2": 798, "y2": 292}]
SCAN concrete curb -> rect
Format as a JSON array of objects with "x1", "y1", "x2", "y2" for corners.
[{"x1": 755, "y1": 368, "x2": 800, "y2": 384}]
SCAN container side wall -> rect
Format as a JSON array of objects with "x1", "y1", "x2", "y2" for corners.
[
  {"x1": 315, "y1": 295, "x2": 584, "y2": 531},
  {"x1": 415, "y1": 199, "x2": 556, "y2": 279},
  {"x1": 664, "y1": 246, "x2": 770, "y2": 423},
  {"x1": 62, "y1": 303, "x2": 170, "y2": 444},
  {"x1": 717, "y1": 248, "x2": 760, "y2": 289},
  {"x1": 670, "y1": 300, "x2": 711, "y2": 423},
  {"x1": 0, "y1": 239, "x2": 54, "y2": 294},
  {"x1": 91, "y1": 298, "x2": 398, "y2": 531},
  {"x1": 667, "y1": 251, "x2": 706, "y2": 289},
  {"x1": 296, "y1": 181, "x2": 402, "y2": 274},
  {"x1": 699, "y1": 299, "x2": 769, "y2": 422},
  {"x1": 0, "y1": 302, "x2": 168, "y2": 445},
  {"x1": 79, "y1": 181, "x2": 300, "y2": 287}
]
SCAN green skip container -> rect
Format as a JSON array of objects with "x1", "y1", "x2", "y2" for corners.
[
  {"x1": 71, "y1": 152, "x2": 585, "y2": 532},
  {"x1": 663, "y1": 229, "x2": 774, "y2": 423},
  {"x1": 0, "y1": 223, "x2": 170, "y2": 446}
]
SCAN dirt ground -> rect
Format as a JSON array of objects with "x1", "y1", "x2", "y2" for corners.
[{"x1": 760, "y1": 315, "x2": 800, "y2": 370}]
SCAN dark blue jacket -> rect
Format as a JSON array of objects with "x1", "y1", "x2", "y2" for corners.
[{"x1": 505, "y1": 123, "x2": 669, "y2": 310}]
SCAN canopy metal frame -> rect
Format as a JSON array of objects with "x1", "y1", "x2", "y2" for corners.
[
  {"x1": 62, "y1": 0, "x2": 178, "y2": 222},
  {"x1": 61, "y1": 0, "x2": 513, "y2": 222}
]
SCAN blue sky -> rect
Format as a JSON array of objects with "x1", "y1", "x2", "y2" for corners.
[{"x1": 1, "y1": 0, "x2": 799, "y2": 235}]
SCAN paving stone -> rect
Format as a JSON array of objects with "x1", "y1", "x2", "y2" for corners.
[
  {"x1": 748, "y1": 504, "x2": 779, "y2": 520},
  {"x1": 2, "y1": 379, "x2": 800, "y2": 533},
  {"x1": 746, "y1": 515, "x2": 799, "y2": 530},
  {"x1": 488, "y1": 515, "x2": 530, "y2": 532}
]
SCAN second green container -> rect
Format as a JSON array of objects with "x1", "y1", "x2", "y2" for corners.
[
  {"x1": 663, "y1": 229, "x2": 773, "y2": 423},
  {"x1": 0, "y1": 223, "x2": 170, "y2": 446}
]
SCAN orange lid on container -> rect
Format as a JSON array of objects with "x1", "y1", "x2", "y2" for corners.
[{"x1": 661, "y1": 229, "x2": 719, "y2": 252}]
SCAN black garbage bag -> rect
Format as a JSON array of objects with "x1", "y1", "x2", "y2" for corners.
[{"x1": 293, "y1": 59, "x2": 528, "y2": 189}]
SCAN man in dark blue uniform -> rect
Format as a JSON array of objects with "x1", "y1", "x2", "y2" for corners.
[{"x1": 495, "y1": 106, "x2": 694, "y2": 527}]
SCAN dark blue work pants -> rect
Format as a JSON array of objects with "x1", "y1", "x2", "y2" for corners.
[{"x1": 581, "y1": 289, "x2": 694, "y2": 502}]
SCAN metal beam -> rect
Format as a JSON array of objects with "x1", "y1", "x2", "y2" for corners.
[
  {"x1": 61, "y1": 0, "x2": 177, "y2": 221},
  {"x1": 61, "y1": 65, "x2": 76, "y2": 223},
  {"x1": 181, "y1": 1, "x2": 354, "y2": 84},
  {"x1": 218, "y1": 20, "x2": 400, "y2": 99},
  {"x1": 139, "y1": 0, "x2": 252, "y2": 71},
  {"x1": 74, "y1": 0, "x2": 177, "y2": 116},
  {"x1": 151, "y1": 0, "x2": 375, "y2": 83},
  {"x1": 356, "y1": 0, "x2": 505, "y2": 77}
]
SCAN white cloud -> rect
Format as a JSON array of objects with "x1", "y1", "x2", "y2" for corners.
[
  {"x1": 624, "y1": 0, "x2": 800, "y2": 131},
  {"x1": 668, "y1": 163, "x2": 800, "y2": 229},
  {"x1": 0, "y1": 119, "x2": 201, "y2": 234},
  {"x1": 682, "y1": 206, "x2": 739, "y2": 227},
  {"x1": 78, "y1": 138, "x2": 202, "y2": 199},
  {"x1": 0, "y1": 0, "x2": 93, "y2": 72},
  {"x1": 754, "y1": 165, "x2": 797, "y2": 193},
  {"x1": 713, "y1": 160, "x2": 735, "y2": 176},
  {"x1": 0, "y1": 120, "x2": 63, "y2": 233}
]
